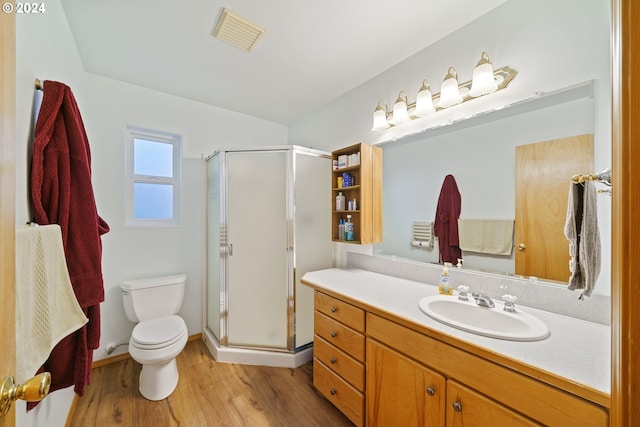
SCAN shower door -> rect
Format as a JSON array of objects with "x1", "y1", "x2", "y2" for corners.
[{"x1": 226, "y1": 150, "x2": 289, "y2": 349}]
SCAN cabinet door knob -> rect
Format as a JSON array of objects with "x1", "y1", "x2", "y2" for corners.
[
  {"x1": 426, "y1": 387, "x2": 435, "y2": 396},
  {"x1": 452, "y1": 401, "x2": 463, "y2": 412},
  {"x1": 518, "y1": 243, "x2": 526, "y2": 251},
  {"x1": 331, "y1": 331, "x2": 337, "y2": 338},
  {"x1": 330, "y1": 388, "x2": 337, "y2": 396},
  {"x1": 331, "y1": 306, "x2": 337, "y2": 313},
  {"x1": 330, "y1": 357, "x2": 337, "y2": 364}
]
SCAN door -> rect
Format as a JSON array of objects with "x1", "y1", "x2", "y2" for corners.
[
  {"x1": 226, "y1": 150, "x2": 289, "y2": 349},
  {"x1": 446, "y1": 380, "x2": 541, "y2": 427},
  {"x1": 0, "y1": 10, "x2": 16, "y2": 427},
  {"x1": 514, "y1": 134, "x2": 593, "y2": 282},
  {"x1": 366, "y1": 340, "x2": 445, "y2": 427}
]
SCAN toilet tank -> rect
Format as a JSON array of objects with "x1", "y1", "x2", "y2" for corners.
[{"x1": 121, "y1": 274, "x2": 186, "y2": 322}]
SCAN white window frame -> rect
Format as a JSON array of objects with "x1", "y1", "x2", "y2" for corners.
[{"x1": 125, "y1": 125, "x2": 182, "y2": 227}]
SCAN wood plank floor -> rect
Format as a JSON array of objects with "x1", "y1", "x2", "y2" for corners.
[{"x1": 70, "y1": 340, "x2": 354, "y2": 427}]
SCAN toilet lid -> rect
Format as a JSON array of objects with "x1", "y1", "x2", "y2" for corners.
[{"x1": 131, "y1": 315, "x2": 187, "y2": 350}]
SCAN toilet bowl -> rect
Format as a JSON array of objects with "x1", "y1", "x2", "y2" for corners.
[
  {"x1": 129, "y1": 315, "x2": 188, "y2": 400},
  {"x1": 121, "y1": 274, "x2": 188, "y2": 401}
]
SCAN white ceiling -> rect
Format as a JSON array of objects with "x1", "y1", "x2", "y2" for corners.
[{"x1": 60, "y1": 0, "x2": 507, "y2": 125}]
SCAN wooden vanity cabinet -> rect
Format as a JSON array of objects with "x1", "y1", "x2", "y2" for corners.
[
  {"x1": 310, "y1": 289, "x2": 608, "y2": 427},
  {"x1": 366, "y1": 313, "x2": 608, "y2": 427},
  {"x1": 366, "y1": 339, "x2": 539, "y2": 427},
  {"x1": 313, "y1": 291, "x2": 366, "y2": 426},
  {"x1": 367, "y1": 340, "x2": 446, "y2": 427}
]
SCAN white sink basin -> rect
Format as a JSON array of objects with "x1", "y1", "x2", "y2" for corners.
[{"x1": 418, "y1": 295, "x2": 550, "y2": 341}]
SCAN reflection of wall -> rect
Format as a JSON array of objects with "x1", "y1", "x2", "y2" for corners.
[{"x1": 380, "y1": 93, "x2": 594, "y2": 275}]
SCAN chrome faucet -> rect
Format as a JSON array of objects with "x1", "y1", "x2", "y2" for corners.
[{"x1": 472, "y1": 292, "x2": 495, "y2": 308}]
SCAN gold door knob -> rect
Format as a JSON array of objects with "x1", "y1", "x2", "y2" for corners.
[
  {"x1": 0, "y1": 372, "x2": 51, "y2": 416},
  {"x1": 518, "y1": 243, "x2": 526, "y2": 251}
]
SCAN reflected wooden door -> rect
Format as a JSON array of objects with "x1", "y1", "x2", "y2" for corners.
[
  {"x1": 515, "y1": 134, "x2": 593, "y2": 282},
  {"x1": 0, "y1": 10, "x2": 16, "y2": 427}
]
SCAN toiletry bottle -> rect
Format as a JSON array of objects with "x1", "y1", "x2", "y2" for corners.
[
  {"x1": 336, "y1": 192, "x2": 345, "y2": 211},
  {"x1": 345, "y1": 215, "x2": 354, "y2": 241},
  {"x1": 438, "y1": 262, "x2": 453, "y2": 295},
  {"x1": 338, "y1": 219, "x2": 344, "y2": 240}
]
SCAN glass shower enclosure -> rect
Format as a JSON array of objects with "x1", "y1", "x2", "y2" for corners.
[{"x1": 203, "y1": 146, "x2": 332, "y2": 367}]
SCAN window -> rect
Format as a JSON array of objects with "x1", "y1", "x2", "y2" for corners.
[{"x1": 125, "y1": 126, "x2": 182, "y2": 226}]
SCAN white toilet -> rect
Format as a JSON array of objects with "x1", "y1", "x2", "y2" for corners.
[{"x1": 121, "y1": 274, "x2": 189, "y2": 401}]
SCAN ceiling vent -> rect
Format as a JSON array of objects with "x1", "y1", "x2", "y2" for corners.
[{"x1": 213, "y1": 8, "x2": 265, "y2": 52}]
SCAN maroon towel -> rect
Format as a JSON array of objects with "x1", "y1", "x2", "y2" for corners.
[
  {"x1": 433, "y1": 174, "x2": 462, "y2": 264},
  {"x1": 29, "y1": 80, "x2": 109, "y2": 402}
]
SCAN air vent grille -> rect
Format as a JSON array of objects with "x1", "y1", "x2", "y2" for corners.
[{"x1": 213, "y1": 8, "x2": 265, "y2": 52}]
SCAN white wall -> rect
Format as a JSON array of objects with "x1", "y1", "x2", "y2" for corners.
[
  {"x1": 15, "y1": 1, "x2": 286, "y2": 425},
  {"x1": 289, "y1": 0, "x2": 610, "y2": 151},
  {"x1": 80, "y1": 73, "x2": 287, "y2": 361}
]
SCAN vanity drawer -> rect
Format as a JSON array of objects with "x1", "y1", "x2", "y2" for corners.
[
  {"x1": 315, "y1": 291, "x2": 365, "y2": 332},
  {"x1": 315, "y1": 311, "x2": 365, "y2": 362},
  {"x1": 314, "y1": 335, "x2": 365, "y2": 391},
  {"x1": 314, "y1": 358, "x2": 364, "y2": 427}
]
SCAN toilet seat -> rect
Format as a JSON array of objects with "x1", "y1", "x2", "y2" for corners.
[{"x1": 131, "y1": 315, "x2": 187, "y2": 350}]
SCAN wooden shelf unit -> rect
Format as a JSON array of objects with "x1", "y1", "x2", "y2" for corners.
[{"x1": 331, "y1": 143, "x2": 382, "y2": 244}]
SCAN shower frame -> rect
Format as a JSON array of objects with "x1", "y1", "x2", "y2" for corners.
[{"x1": 202, "y1": 145, "x2": 332, "y2": 367}]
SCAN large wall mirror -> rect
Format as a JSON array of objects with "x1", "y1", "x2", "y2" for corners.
[{"x1": 373, "y1": 2, "x2": 611, "y2": 296}]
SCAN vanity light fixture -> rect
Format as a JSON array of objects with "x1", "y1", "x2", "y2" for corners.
[{"x1": 371, "y1": 52, "x2": 517, "y2": 131}]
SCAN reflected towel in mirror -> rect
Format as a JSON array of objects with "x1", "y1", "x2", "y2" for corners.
[
  {"x1": 564, "y1": 181, "x2": 601, "y2": 297},
  {"x1": 457, "y1": 219, "x2": 514, "y2": 256}
]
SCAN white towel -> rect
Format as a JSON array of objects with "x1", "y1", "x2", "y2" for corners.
[
  {"x1": 457, "y1": 219, "x2": 514, "y2": 256},
  {"x1": 15, "y1": 225, "x2": 88, "y2": 383},
  {"x1": 564, "y1": 182, "x2": 601, "y2": 297}
]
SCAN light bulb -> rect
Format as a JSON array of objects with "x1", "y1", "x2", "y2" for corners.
[{"x1": 438, "y1": 67, "x2": 463, "y2": 108}]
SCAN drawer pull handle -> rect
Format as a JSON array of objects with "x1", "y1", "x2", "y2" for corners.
[
  {"x1": 331, "y1": 306, "x2": 337, "y2": 313},
  {"x1": 452, "y1": 401, "x2": 463, "y2": 412},
  {"x1": 330, "y1": 357, "x2": 337, "y2": 364},
  {"x1": 330, "y1": 388, "x2": 337, "y2": 396},
  {"x1": 331, "y1": 331, "x2": 337, "y2": 338},
  {"x1": 426, "y1": 387, "x2": 435, "y2": 396}
]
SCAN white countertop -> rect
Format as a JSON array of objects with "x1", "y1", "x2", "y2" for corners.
[{"x1": 302, "y1": 267, "x2": 610, "y2": 395}]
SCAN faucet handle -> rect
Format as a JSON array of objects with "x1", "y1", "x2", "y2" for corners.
[
  {"x1": 502, "y1": 294, "x2": 517, "y2": 312},
  {"x1": 456, "y1": 286, "x2": 470, "y2": 301}
]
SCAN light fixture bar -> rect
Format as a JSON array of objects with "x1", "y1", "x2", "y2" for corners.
[{"x1": 377, "y1": 65, "x2": 518, "y2": 129}]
